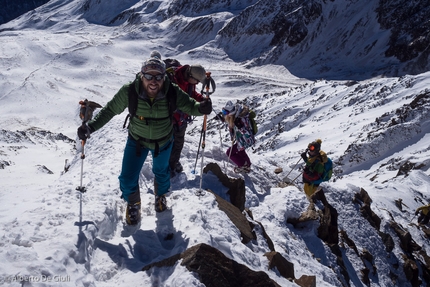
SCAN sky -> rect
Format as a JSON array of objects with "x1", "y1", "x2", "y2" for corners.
[{"x1": 1, "y1": 1, "x2": 430, "y2": 286}]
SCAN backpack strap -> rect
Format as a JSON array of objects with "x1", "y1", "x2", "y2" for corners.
[
  {"x1": 123, "y1": 81, "x2": 177, "y2": 128},
  {"x1": 133, "y1": 132, "x2": 173, "y2": 158},
  {"x1": 123, "y1": 80, "x2": 139, "y2": 129},
  {"x1": 124, "y1": 80, "x2": 177, "y2": 157}
]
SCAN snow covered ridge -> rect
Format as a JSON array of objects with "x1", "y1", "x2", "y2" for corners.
[
  {"x1": 0, "y1": 128, "x2": 73, "y2": 145},
  {"x1": 2, "y1": 74, "x2": 430, "y2": 286},
  {"x1": 2, "y1": 0, "x2": 430, "y2": 77},
  {"x1": 0, "y1": 128, "x2": 74, "y2": 172},
  {"x1": 237, "y1": 75, "x2": 430, "y2": 177},
  {"x1": 1, "y1": 0, "x2": 430, "y2": 286}
]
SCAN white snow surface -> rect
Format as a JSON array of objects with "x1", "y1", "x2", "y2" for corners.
[{"x1": 1, "y1": 1, "x2": 430, "y2": 286}]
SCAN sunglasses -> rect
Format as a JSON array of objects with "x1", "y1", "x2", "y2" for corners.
[
  {"x1": 142, "y1": 73, "x2": 164, "y2": 81},
  {"x1": 222, "y1": 108, "x2": 230, "y2": 115}
]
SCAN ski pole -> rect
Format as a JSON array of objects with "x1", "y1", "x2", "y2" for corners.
[
  {"x1": 198, "y1": 111, "x2": 207, "y2": 193},
  {"x1": 76, "y1": 100, "x2": 91, "y2": 234},
  {"x1": 283, "y1": 150, "x2": 307, "y2": 182},
  {"x1": 75, "y1": 99, "x2": 101, "y2": 231},
  {"x1": 198, "y1": 72, "x2": 215, "y2": 195},
  {"x1": 284, "y1": 157, "x2": 303, "y2": 179},
  {"x1": 76, "y1": 100, "x2": 92, "y2": 193},
  {"x1": 76, "y1": 99, "x2": 102, "y2": 193},
  {"x1": 212, "y1": 108, "x2": 226, "y2": 171},
  {"x1": 192, "y1": 128, "x2": 204, "y2": 174},
  {"x1": 289, "y1": 171, "x2": 303, "y2": 185}
]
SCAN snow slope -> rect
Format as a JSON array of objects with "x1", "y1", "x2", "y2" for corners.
[{"x1": 1, "y1": 0, "x2": 430, "y2": 286}]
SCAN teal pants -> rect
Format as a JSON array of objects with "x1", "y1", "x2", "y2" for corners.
[{"x1": 119, "y1": 136, "x2": 173, "y2": 203}]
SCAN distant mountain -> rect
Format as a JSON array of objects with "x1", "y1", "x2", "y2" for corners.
[
  {"x1": 2, "y1": 0, "x2": 429, "y2": 79},
  {"x1": 2, "y1": 0, "x2": 430, "y2": 286},
  {"x1": 0, "y1": 0, "x2": 49, "y2": 25}
]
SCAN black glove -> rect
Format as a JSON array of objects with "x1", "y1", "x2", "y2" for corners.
[
  {"x1": 301, "y1": 151, "x2": 308, "y2": 162},
  {"x1": 77, "y1": 124, "x2": 94, "y2": 141},
  {"x1": 415, "y1": 210, "x2": 419, "y2": 216},
  {"x1": 215, "y1": 112, "x2": 225, "y2": 122},
  {"x1": 198, "y1": 98, "x2": 212, "y2": 115}
]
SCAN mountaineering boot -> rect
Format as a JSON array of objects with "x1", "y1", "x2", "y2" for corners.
[
  {"x1": 155, "y1": 195, "x2": 167, "y2": 212},
  {"x1": 126, "y1": 190, "x2": 141, "y2": 225},
  {"x1": 126, "y1": 202, "x2": 141, "y2": 225},
  {"x1": 153, "y1": 178, "x2": 167, "y2": 212},
  {"x1": 234, "y1": 165, "x2": 251, "y2": 174}
]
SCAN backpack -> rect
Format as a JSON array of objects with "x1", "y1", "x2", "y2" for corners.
[
  {"x1": 248, "y1": 110, "x2": 258, "y2": 135},
  {"x1": 123, "y1": 60, "x2": 181, "y2": 126},
  {"x1": 321, "y1": 157, "x2": 333, "y2": 182},
  {"x1": 308, "y1": 152, "x2": 333, "y2": 185},
  {"x1": 122, "y1": 78, "x2": 177, "y2": 157},
  {"x1": 232, "y1": 108, "x2": 256, "y2": 150},
  {"x1": 164, "y1": 58, "x2": 182, "y2": 84},
  {"x1": 164, "y1": 58, "x2": 182, "y2": 69},
  {"x1": 123, "y1": 79, "x2": 177, "y2": 129}
]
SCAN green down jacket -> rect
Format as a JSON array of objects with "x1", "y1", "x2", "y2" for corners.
[{"x1": 88, "y1": 73, "x2": 204, "y2": 150}]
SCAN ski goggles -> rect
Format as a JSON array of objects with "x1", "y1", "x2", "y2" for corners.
[
  {"x1": 308, "y1": 145, "x2": 316, "y2": 151},
  {"x1": 142, "y1": 73, "x2": 164, "y2": 81}
]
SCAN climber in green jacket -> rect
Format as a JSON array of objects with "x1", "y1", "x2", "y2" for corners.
[{"x1": 78, "y1": 50, "x2": 212, "y2": 225}]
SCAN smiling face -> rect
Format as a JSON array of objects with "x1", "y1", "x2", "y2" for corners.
[{"x1": 141, "y1": 72, "x2": 164, "y2": 98}]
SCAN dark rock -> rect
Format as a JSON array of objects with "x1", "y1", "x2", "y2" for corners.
[
  {"x1": 204, "y1": 162, "x2": 246, "y2": 211},
  {"x1": 340, "y1": 230, "x2": 359, "y2": 256},
  {"x1": 402, "y1": 256, "x2": 421, "y2": 287},
  {"x1": 209, "y1": 190, "x2": 256, "y2": 244},
  {"x1": 294, "y1": 275, "x2": 317, "y2": 287},
  {"x1": 264, "y1": 251, "x2": 295, "y2": 280},
  {"x1": 0, "y1": 0, "x2": 49, "y2": 25},
  {"x1": 312, "y1": 189, "x2": 339, "y2": 245},
  {"x1": 254, "y1": 218, "x2": 275, "y2": 252},
  {"x1": 360, "y1": 204, "x2": 381, "y2": 230},
  {"x1": 379, "y1": 231, "x2": 395, "y2": 253},
  {"x1": 389, "y1": 221, "x2": 421, "y2": 253},
  {"x1": 360, "y1": 267, "x2": 371, "y2": 286},
  {"x1": 142, "y1": 243, "x2": 281, "y2": 287}
]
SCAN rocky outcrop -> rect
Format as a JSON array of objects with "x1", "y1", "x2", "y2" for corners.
[
  {"x1": 377, "y1": 0, "x2": 430, "y2": 72},
  {"x1": 142, "y1": 243, "x2": 281, "y2": 287},
  {"x1": 0, "y1": 0, "x2": 49, "y2": 25},
  {"x1": 204, "y1": 162, "x2": 246, "y2": 211},
  {"x1": 208, "y1": 189, "x2": 256, "y2": 244}
]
